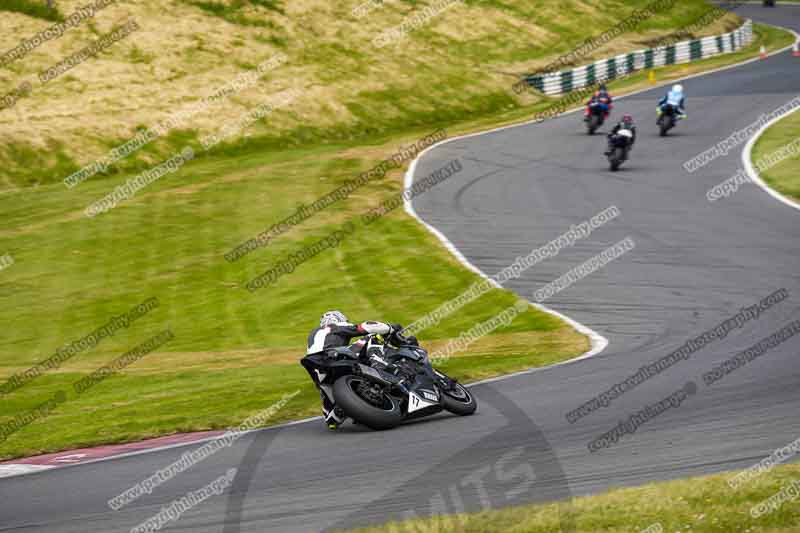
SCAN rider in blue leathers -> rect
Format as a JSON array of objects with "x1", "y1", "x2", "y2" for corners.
[{"x1": 658, "y1": 84, "x2": 686, "y2": 119}]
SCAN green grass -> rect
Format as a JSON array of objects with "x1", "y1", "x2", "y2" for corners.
[
  {"x1": 0, "y1": 0, "x2": 62, "y2": 21},
  {"x1": 180, "y1": 0, "x2": 285, "y2": 26},
  {"x1": 6, "y1": 20, "x2": 788, "y2": 192},
  {"x1": 0, "y1": 129, "x2": 586, "y2": 459},
  {"x1": 0, "y1": 3, "x2": 793, "y2": 460},
  {"x1": 751, "y1": 108, "x2": 800, "y2": 202},
  {"x1": 344, "y1": 463, "x2": 800, "y2": 532},
  {"x1": 0, "y1": 0, "x2": 748, "y2": 188}
]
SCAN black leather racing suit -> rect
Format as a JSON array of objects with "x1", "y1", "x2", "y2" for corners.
[
  {"x1": 606, "y1": 122, "x2": 636, "y2": 156},
  {"x1": 305, "y1": 321, "x2": 393, "y2": 425}
]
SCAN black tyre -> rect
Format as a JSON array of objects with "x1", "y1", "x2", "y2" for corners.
[
  {"x1": 660, "y1": 116, "x2": 673, "y2": 137},
  {"x1": 609, "y1": 147, "x2": 624, "y2": 171},
  {"x1": 333, "y1": 375, "x2": 403, "y2": 430},
  {"x1": 587, "y1": 114, "x2": 601, "y2": 135},
  {"x1": 441, "y1": 383, "x2": 477, "y2": 416}
]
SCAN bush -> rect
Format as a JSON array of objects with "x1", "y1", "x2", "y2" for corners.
[{"x1": 0, "y1": 0, "x2": 63, "y2": 22}]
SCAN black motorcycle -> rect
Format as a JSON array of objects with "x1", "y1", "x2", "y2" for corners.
[
  {"x1": 585, "y1": 102, "x2": 607, "y2": 135},
  {"x1": 301, "y1": 332, "x2": 477, "y2": 430},
  {"x1": 606, "y1": 129, "x2": 634, "y2": 171},
  {"x1": 657, "y1": 104, "x2": 678, "y2": 136}
]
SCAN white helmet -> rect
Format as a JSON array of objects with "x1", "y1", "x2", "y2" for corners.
[
  {"x1": 320, "y1": 310, "x2": 348, "y2": 327},
  {"x1": 672, "y1": 84, "x2": 683, "y2": 93}
]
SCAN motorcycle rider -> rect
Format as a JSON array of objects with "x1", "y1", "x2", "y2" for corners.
[
  {"x1": 584, "y1": 83, "x2": 614, "y2": 122},
  {"x1": 658, "y1": 83, "x2": 687, "y2": 119},
  {"x1": 605, "y1": 114, "x2": 637, "y2": 157},
  {"x1": 305, "y1": 310, "x2": 403, "y2": 429}
]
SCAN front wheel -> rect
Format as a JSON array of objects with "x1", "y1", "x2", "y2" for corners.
[
  {"x1": 441, "y1": 383, "x2": 477, "y2": 416},
  {"x1": 333, "y1": 375, "x2": 403, "y2": 430}
]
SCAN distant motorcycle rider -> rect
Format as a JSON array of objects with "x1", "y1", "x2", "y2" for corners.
[
  {"x1": 584, "y1": 83, "x2": 614, "y2": 121},
  {"x1": 658, "y1": 84, "x2": 686, "y2": 119},
  {"x1": 305, "y1": 310, "x2": 403, "y2": 429},
  {"x1": 605, "y1": 114, "x2": 636, "y2": 156}
]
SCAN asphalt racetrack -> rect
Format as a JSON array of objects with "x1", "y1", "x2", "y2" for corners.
[{"x1": 1, "y1": 5, "x2": 799, "y2": 532}]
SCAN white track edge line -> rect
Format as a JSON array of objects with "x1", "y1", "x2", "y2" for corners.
[
  {"x1": 0, "y1": 416, "x2": 324, "y2": 481},
  {"x1": 740, "y1": 31, "x2": 800, "y2": 213},
  {"x1": 0, "y1": 465, "x2": 55, "y2": 479},
  {"x1": 401, "y1": 155, "x2": 609, "y2": 382},
  {"x1": 401, "y1": 21, "x2": 799, "y2": 383},
  {"x1": 2, "y1": 20, "x2": 797, "y2": 482}
]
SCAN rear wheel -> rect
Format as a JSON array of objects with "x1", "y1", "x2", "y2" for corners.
[
  {"x1": 587, "y1": 114, "x2": 601, "y2": 135},
  {"x1": 660, "y1": 116, "x2": 673, "y2": 136},
  {"x1": 609, "y1": 147, "x2": 624, "y2": 171},
  {"x1": 333, "y1": 375, "x2": 403, "y2": 430},
  {"x1": 441, "y1": 383, "x2": 477, "y2": 416}
]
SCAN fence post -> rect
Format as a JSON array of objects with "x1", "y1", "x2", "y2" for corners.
[
  {"x1": 606, "y1": 57, "x2": 617, "y2": 79},
  {"x1": 561, "y1": 70, "x2": 573, "y2": 94}
]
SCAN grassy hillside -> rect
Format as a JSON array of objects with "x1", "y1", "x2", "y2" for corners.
[
  {"x1": 0, "y1": 0, "x2": 787, "y2": 459},
  {"x1": 0, "y1": 128, "x2": 589, "y2": 458},
  {"x1": 0, "y1": 0, "x2": 743, "y2": 188}
]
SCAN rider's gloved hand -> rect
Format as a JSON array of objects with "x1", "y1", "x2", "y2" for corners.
[{"x1": 388, "y1": 323, "x2": 406, "y2": 345}]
